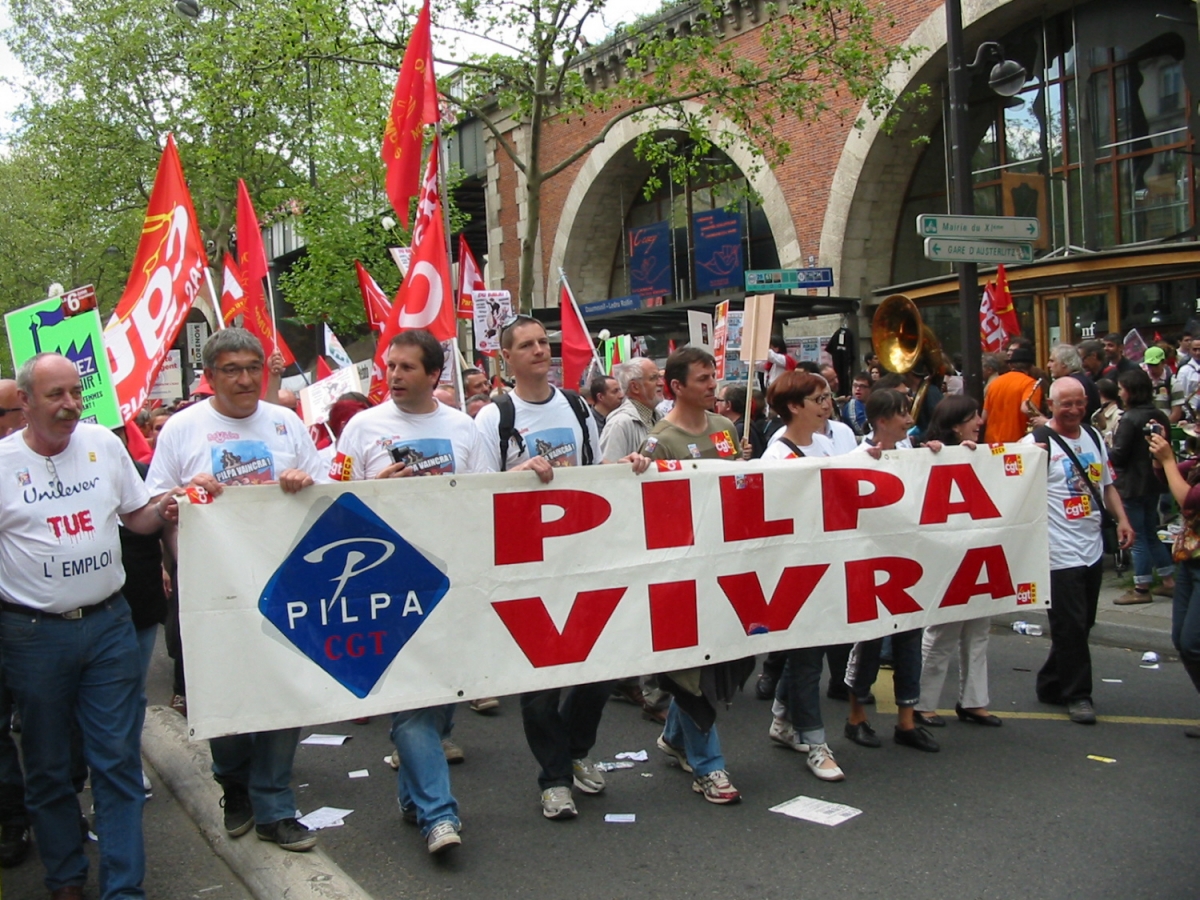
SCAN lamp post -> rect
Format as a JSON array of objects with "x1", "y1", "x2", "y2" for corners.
[{"x1": 945, "y1": 0, "x2": 1026, "y2": 402}]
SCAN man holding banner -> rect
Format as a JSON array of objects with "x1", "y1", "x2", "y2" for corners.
[
  {"x1": 146, "y1": 329, "x2": 328, "y2": 854},
  {"x1": 330, "y1": 329, "x2": 486, "y2": 854},
  {"x1": 640, "y1": 346, "x2": 750, "y2": 805},
  {"x1": 0, "y1": 354, "x2": 178, "y2": 900}
]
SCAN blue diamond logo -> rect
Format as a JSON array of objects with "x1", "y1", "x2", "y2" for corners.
[{"x1": 259, "y1": 493, "x2": 450, "y2": 698}]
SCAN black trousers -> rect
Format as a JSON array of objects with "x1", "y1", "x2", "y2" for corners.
[
  {"x1": 520, "y1": 682, "x2": 612, "y2": 790},
  {"x1": 1038, "y1": 560, "x2": 1104, "y2": 704}
]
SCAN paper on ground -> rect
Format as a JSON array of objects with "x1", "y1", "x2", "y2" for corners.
[
  {"x1": 1087, "y1": 755, "x2": 1116, "y2": 764},
  {"x1": 615, "y1": 750, "x2": 649, "y2": 762},
  {"x1": 769, "y1": 795, "x2": 862, "y2": 827},
  {"x1": 1101, "y1": 679, "x2": 1123, "y2": 683},
  {"x1": 348, "y1": 769, "x2": 369, "y2": 778},
  {"x1": 1140, "y1": 664, "x2": 1161, "y2": 670},
  {"x1": 298, "y1": 807, "x2": 354, "y2": 830},
  {"x1": 605, "y1": 813, "x2": 636, "y2": 823},
  {"x1": 301, "y1": 734, "x2": 350, "y2": 746},
  {"x1": 596, "y1": 761, "x2": 635, "y2": 771}
]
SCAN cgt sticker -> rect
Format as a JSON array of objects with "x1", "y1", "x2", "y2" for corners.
[
  {"x1": 1016, "y1": 582, "x2": 1037, "y2": 605},
  {"x1": 258, "y1": 493, "x2": 450, "y2": 698},
  {"x1": 1003, "y1": 454, "x2": 1024, "y2": 476}
]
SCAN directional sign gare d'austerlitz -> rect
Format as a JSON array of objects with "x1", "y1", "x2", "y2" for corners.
[
  {"x1": 917, "y1": 214, "x2": 1040, "y2": 241},
  {"x1": 923, "y1": 238, "x2": 1033, "y2": 264}
]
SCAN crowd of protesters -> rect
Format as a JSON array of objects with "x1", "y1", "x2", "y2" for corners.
[{"x1": 2, "y1": 317, "x2": 1199, "y2": 899}]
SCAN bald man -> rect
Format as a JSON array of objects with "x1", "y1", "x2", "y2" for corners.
[
  {"x1": 0, "y1": 380, "x2": 24, "y2": 438},
  {"x1": 1022, "y1": 378, "x2": 1133, "y2": 725}
]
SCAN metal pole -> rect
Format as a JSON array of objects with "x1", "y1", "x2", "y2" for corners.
[{"x1": 946, "y1": 0, "x2": 983, "y2": 403}]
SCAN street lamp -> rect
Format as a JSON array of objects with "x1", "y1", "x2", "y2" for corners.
[{"x1": 946, "y1": 2, "x2": 1026, "y2": 402}]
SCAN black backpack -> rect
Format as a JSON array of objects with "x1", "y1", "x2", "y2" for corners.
[{"x1": 493, "y1": 388, "x2": 594, "y2": 471}]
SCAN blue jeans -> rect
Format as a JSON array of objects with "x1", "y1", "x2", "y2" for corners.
[
  {"x1": 1125, "y1": 495, "x2": 1174, "y2": 587},
  {"x1": 846, "y1": 630, "x2": 923, "y2": 707},
  {"x1": 1173, "y1": 562, "x2": 1200, "y2": 664},
  {"x1": 2, "y1": 596, "x2": 145, "y2": 899},
  {"x1": 136, "y1": 626, "x2": 156, "y2": 734},
  {"x1": 210, "y1": 728, "x2": 301, "y2": 825},
  {"x1": 0, "y1": 657, "x2": 25, "y2": 826},
  {"x1": 391, "y1": 705, "x2": 459, "y2": 835},
  {"x1": 663, "y1": 701, "x2": 725, "y2": 776},
  {"x1": 777, "y1": 646, "x2": 828, "y2": 745}
]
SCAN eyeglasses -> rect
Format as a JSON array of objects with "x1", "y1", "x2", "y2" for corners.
[
  {"x1": 499, "y1": 314, "x2": 539, "y2": 336},
  {"x1": 45, "y1": 456, "x2": 59, "y2": 484},
  {"x1": 215, "y1": 362, "x2": 264, "y2": 378}
]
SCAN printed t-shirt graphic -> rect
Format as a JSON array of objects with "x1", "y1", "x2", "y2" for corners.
[
  {"x1": 640, "y1": 412, "x2": 741, "y2": 461},
  {"x1": 473, "y1": 388, "x2": 600, "y2": 472},
  {"x1": 212, "y1": 440, "x2": 276, "y2": 485},
  {"x1": 331, "y1": 402, "x2": 488, "y2": 479}
]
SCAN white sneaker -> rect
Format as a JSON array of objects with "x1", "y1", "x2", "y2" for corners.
[
  {"x1": 571, "y1": 757, "x2": 606, "y2": 794},
  {"x1": 655, "y1": 733, "x2": 694, "y2": 773},
  {"x1": 540, "y1": 786, "x2": 577, "y2": 820},
  {"x1": 142, "y1": 769, "x2": 153, "y2": 798},
  {"x1": 768, "y1": 717, "x2": 809, "y2": 753},
  {"x1": 806, "y1": 743, "x2": 845, "y2": 782},
  {"x1": 426, "y1": 820, "x2": 461, "y2": 854},
  {"x1": 691, "y1": 769, "x2": 741, "y2": 804}
]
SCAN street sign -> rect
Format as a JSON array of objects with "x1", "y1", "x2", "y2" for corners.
[
  {"x1": 745, "y1": 267, "x2": 834, "y2": 291},
  {"x1": 916, "y1": 214, "x2": 1040, "y2": 241},
  {"x1": 923, "y1": 238, "x2": 1034, "y2": 264}
]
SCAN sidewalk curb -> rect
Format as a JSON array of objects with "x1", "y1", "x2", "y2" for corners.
[
  {"x1": 993, "y1": 611, "x2": 1177, "y2": 655},
  {"x1": 141, "y1": 706, "x2": 374, "y2": 900}
]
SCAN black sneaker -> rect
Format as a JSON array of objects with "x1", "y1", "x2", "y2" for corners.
[
  {"x1": 219, "y1": 784, "x2": 254, "y2": 837},
  {"x1": 256, "y1": 817, "x2": 318, "y2": 852},
  {"x1": 0, "y1": 824, "x2": 30, "y2": 868}
]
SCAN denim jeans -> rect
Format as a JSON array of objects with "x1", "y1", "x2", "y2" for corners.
[
  {"x1": 391, "y1": 705, "x2": 459, "y2": 835},
  {"x1": 777, "y1": 646, "x2": 827, "y2": 745},
  {"x1": 845, "y1": 630, "x2": 923, "y2": 707},
  {"x1": 1125, "y1": 494, "x2": 1174, "y2": 587},
  {"x1": 1173, "y1": 561, "x2": 1200, "y2": 664},
  {"x1": 1039, "y1": 560, "x2": 1103, "y2": 704},
  {"x1": 520, "y1": 682, "x2": 612, "y2": 790},
  {"x1": 210, "y1": 728, "x2": 301, "y2": 825},
  {"x1": 662, "y1": 701, "x2": 726, "y2": 776},
  {"x1": 2, "y1": 596, "x2": 145, "y2": 899},
  {"x1": 135, "y1": 626, "x2": 157, "y2": 734}
]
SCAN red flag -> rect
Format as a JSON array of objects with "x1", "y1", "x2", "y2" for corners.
[
  {"x1": 992, "y1": 264, "x2": 1020, "y2": 336},
  {"x1": 382, "y1": 0, "x2": 438, "y2": 227},
  {"x1": 220, "y1": 252, "x2": 295, "y2": 366},
  {"x1": 457, "y1": 233, "x2": 484, "y2": 320},
  {"x1": 104, "y1": 134, "x2": 210, "y2": 424},
  {"x1": 233, "y1": 180, "x2": 292, "y2": 364},
  {"x1": 979, "y1": 282, "x2": 1006, "y2": 352},
  {"x1": 559, "y1": 282, "x2": 593, "y2": 393},
  {"x1": 316, "y1": 356, "x2": 334, "y2": 380},
  {"x1": 356, "y1": 260, "x2": 392, "y2": 333}
]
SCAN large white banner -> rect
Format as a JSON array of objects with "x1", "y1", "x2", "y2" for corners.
[{"x1": 179, "y1": 446, "x2": 1049, "y2": 739}]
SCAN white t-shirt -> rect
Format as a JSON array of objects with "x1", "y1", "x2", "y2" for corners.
[
  {"x1": 1020, "y1": 426, "x2": 1114, "y2": 570},
  {"x1": 761, "y1": 432, "x2": 835, "y2": 460},
  {"x1": 474, "y1": 388, "x2": 601, "y2": 471},
  {"x1": 768, "y1": 420, "x2": 857, "y2": 456},
  {"x1": 0, "y1": 424, "x2": 150, "y2": 612},
  {"x1": 330, "y1": 401, "x2": 490, "y2": 480},
  {"x1": 145, "y1": 400, "x2": 329, "y2": 492}
]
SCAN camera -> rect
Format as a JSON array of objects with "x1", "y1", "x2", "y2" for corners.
[{"x1": 1144, "y1": 422, "x2": 1166, "y2": 438}]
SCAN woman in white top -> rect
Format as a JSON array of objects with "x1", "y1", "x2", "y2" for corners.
[
  {"x1": 912, "y1": 396, "x2": 1001, "y2": 728},
  {"x1": 760, "y1": 370, "x2": 844, "y2": 782}
]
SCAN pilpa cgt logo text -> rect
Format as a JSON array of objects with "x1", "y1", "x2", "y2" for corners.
[{"x1": 259, "y1": 493, "x2": 450, "y2": 698}]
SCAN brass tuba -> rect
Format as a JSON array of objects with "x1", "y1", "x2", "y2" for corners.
[{"x1": 870, "y1": 294, "x2": 946, "y2": 425}]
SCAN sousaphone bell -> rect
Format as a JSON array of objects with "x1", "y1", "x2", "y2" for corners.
[{"x1": 871, "y1": 294, "x2": 947, "y2": 425}]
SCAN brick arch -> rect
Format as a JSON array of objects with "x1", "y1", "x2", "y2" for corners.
[
  {"x1": 549, "y1": 102, "x2": 802, "y2": 302},
  {"x1": 821, "y1": 0, "x2": 1026, "y2": 301}
]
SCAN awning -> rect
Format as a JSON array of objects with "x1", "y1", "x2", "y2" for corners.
[{"x1": 530, "y1": 293, "x2": 859, "y2": 336}]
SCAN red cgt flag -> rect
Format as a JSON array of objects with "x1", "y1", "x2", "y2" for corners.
[
  {"x1": 221, "y1": 253, "x2": 295, "y2": 366},
  {"x1": 356, "y1": 260, "x2": 393, "y2": 333},
  {"x1": 457, "y1": 233, "x2": 484, "y2": 319},
  {"x1": 382, "y1": 0, "x2": 438, "y2": 227},
  {"x1": 234, "y1": 180, "x2": 293, "y2": 365},
  {"x1": 992, "y1": 264, "x2": 1020, "y2": 336},
  {"x1": 104, "y1": 134, "x2": 210, "y2": 423},
  {"x1": 559, "y1": 281, "x2": 593, "y2": 393}
]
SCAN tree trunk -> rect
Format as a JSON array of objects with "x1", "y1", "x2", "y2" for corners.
[{"x1": 518, "y1": 170, "x2": 542, "y2": 313}]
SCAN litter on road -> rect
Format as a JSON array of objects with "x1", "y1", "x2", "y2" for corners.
[
  {"x1": 604, "y1": 813, "x2": 636, "y2": 823},
  {"x1": 615, "y1": 750, "x2": 649, "y2": 761},
  {"x1": 348, "y1": 769, "x2": 369, "y2": 779},
  {"x1": 1087, "y1": 755, "x2": 1117, "y2": 764},
  {"x1": 769, "y1": 795, "x2": 862, "y2": 826},
  {"x1": 300, "y1": 733, "x2": 351, "y2": 746},
  {"x1": 298, "y1": 806, "x2": 354, "y2": 829}
]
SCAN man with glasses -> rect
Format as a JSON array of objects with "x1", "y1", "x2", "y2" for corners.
[
  {"x1": 475, "y1": 315, "x2": 648, "y2": 820},
  {"x1": 0, "y1": 354, "x2": 175, "y2": 900},
  {"x1": 146, "y1": 328, "x2": 328, "y2": 853},
  {"x1": 600, "y1": 358, "x2": 662, "y2": 463}
]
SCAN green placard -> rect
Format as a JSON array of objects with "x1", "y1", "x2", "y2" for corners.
[{"x1": 5, "y1": 297, "x2": 123, "y2": 428}]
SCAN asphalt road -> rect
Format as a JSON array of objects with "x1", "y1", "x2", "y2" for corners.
[{"x1": 4, "y1": 626, "x2": 1198, "y2": 900}]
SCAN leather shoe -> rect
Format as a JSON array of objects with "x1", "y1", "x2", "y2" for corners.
[
  {"x1": 914, "y1": 711, "x2": 945, "y2": 727},
  {"x1": 50, "y1": 886, "x2": 84, "y2": 899},
  {"x1": 755, "y1": 673, "x2": 777, "y2": 700},
  {"x1": 826, "y1": 684, "x2": 850, "y2": 701},
  {"x1": 1067, "y1": 699, "x2": 1097, "y2": 725},
  {"x1": 843, "y1": 720, "x2": 881, "y2": 748},
  {"x1": 956, "y1": 704, "x2": 1002, "y2": 727},
  {"x1": 894, "y1": 725, "x2": 940, "y2": 752},
  {"x1": 0, "y1": 823, "x2": 29, "y2": 868}
]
